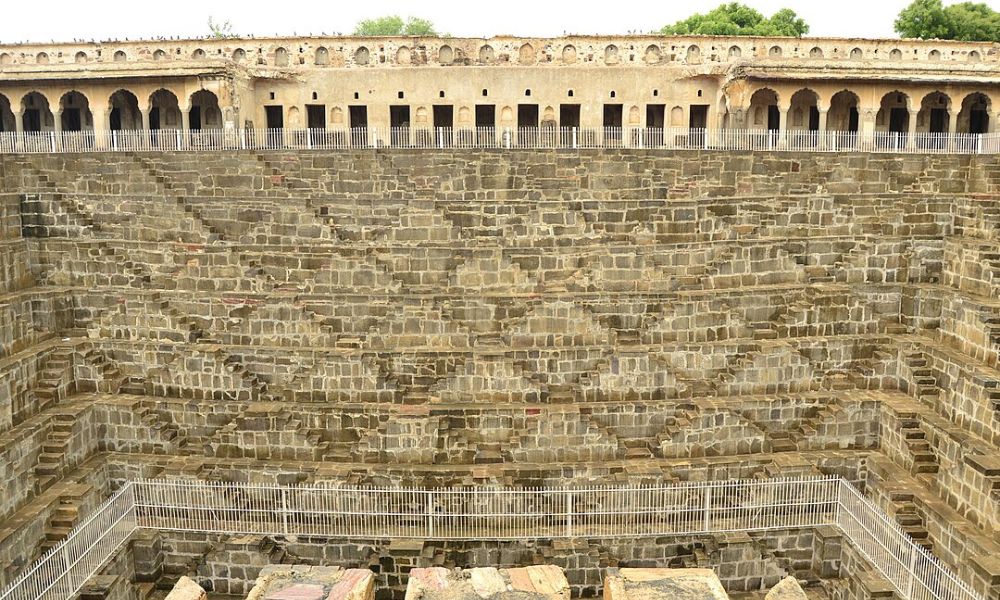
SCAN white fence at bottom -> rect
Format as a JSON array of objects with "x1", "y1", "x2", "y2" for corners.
[
  {"x1": 0, "y1": 477, "x2": 985, "y2": 600},
  {"x1": 0, "y1": 128, "x2": 998, "y2": 154}
]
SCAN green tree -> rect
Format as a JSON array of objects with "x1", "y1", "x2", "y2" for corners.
[
  {"x1": 894, "y1": 0, "x2": 1000, "y2": 41},
  {"x1": 658, "y1": 3, "x2": 809, "y2": 37},
  {"x1": 207, "y1": 17, "x2": 238, "y2": 39},
  {"x1": 353, "y1": 15, "x2": 440, "y2": 36}
]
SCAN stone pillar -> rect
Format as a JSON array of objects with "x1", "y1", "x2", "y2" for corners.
[
  {"x1": 180, "y1": 108, "x2": 190, "y2": 149},
  {"x1": 817, "y1": 108, "x2": 829, "y2": 150},
  {"x1": 778, "y1": 106, "x2": 790, "y2": 148},
  {"x1": 948, "y1": 110, "x2": 959, "y2": 150},
  {"x1": 14, "y1": 111, "x2": 23, "y2": 134},
  {"x1": 860, "y1": 108, "x2": 877, "y2": 149},
  {"x1": 52, "y1": 110, "x2": 62, "y2": 152},
  {"x1": 138, "y1": 108, "x2": 149, "y2": 149},
  {"x1": 93, "y1": 110, "x2": 110, "y2": 150},
  {"x1": 906, "y1": 110, "x2": 918, "y2": 150}
]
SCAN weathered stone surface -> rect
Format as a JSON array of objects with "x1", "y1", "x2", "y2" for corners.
[
  {"x1": 764, "y1": 577, "x2": 806, "y2": 600},
  {"x1": 604, "y1": 568, "x2": 728, "y2": 600}
]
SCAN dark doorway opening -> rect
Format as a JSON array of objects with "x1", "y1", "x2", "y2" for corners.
[
  {"x1": 265, "y1": 105, "x2": 283, "y2": 148},
  {"x1": 970, "y1": 109, "x2": 989, "y2": 135},
  {"x1": 189, "y1": 106, "x2": 203, "y2": 131},
  {"x1": 560, "y1": 104, "x2": 580, "y2": 145},
  {"x1": 433, "y1": 105, "x2": 453, "y2": 146},
  {"x1": 109, "y1": 109, "x2": 122, "y2": 132},
  {"x1": 889, "y1": 108, "x2": 908, "y2": 134},
  {"x1": 349, "y1": 105, "x2": 368, "y2": 146},
  {"x1": 929, "y1": 108, "x2": 947, "y2": 133},
  {"x1": 62, "y1": 108, "x2": 82, "y2": 132},
  {"x1": 517, "y1": 104, "x2": 538, "y2": 146},
  {"x1": 848, "y1": 108, "x2": 860, "y2": 133},
  {"x1": 808, "y1": 107, "x2": 820, "y2": 131},
  {"x1": 306, "y1": 105, "x2": 326, "y2": 129},
  {"x1": 148, "y1": 108, "x2": 160, "y2": 131},
  {"x1": 646, "y1": 104, "x2": 665, "y2": 146},
  {"x1": 390, "y1": 105, "x2": 410, "y2": 146},
  {"x1": 689, "y1": 105, "x2": 709, "y2": 146},
  {"x1": 767, "y1": 106, "x2": 780, "y2": 131},
  {"x1": 475, "y1": 105, "x2": 495, "y2": 145},
  {"x1": 604, "y1": 104, "x2": 623, "y2": 145}
]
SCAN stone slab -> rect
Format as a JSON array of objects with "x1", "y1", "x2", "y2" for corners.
[{"x1": 604, "y1": 568, "x2": 729, "y2": 600}]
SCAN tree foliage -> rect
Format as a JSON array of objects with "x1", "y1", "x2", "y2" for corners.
[
  {"x1": 894, "y1": 0, "x2": 1000, "y2": 41},
  {"x1": 207, "y1": 17, "x2": 238, "y2": 39},
  {"x1": 353, "y1": 16, "x2": 439, "y2": 36},
  {"x1": 658, "y1": 3, "x2": 809, "y2": 37}
]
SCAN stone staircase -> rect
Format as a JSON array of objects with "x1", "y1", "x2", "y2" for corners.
[
  {"x1": 889, "y1": 491, "x2": 934, "y2": 552},
  {"x1": 903, "y1": 352, "x2": 942, "y2": 407},
  {"x1": 39, "y1": 493, "x2": 84, "y2": 554},
  {"x1": 34, "y1": 413, "x2": 76, "y2": 493},
  {"x1": 30, "y1": 348, "x2": 76, "y2": 415},
  {"x1": 137, "y1": 404, "x2": 183, "y2": 452},
  {"x1": 899, "y1": 417, "x2": 939, "y2": 476}
]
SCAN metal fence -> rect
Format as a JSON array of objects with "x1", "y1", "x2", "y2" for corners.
[
  {"x1": 0, "y1": 477, "x2": 986, "y2": 600},
  {"x1": 0, "y1": 128, "x2": 998, "y2": 155}
]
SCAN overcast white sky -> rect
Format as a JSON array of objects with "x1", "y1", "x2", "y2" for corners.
[{"x1": 2, "y1": 0, "x2": 999, "y2": 43}]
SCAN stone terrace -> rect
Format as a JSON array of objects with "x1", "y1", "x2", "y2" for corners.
[{"x1": 0, "y1": 150, "x2": 999, "y2": 600}]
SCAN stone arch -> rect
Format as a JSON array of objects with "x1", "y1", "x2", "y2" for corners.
[
  {"x1": 36, "y1": 52, "x2": 49, "y2": 64},
  {"x1": 749, "y1": 88, "x2": 780, "y2": 130},
  {"x1": 21, "y1": 92, "x2": 54, "y2": 132},
  {"x1": 889, "y1": 48, "x2": 902, "y2": 60},
  {"x1": 149, "y1": 89, "x2": 182, "y2": 131},
  {"x1": 876, "y1": 90, "x2": 911, "y2": 133},
  {"x1": 232, "y1": 48, "x2": 246, "y2": 62},
  {"x1": 828, "y1": 90, "x2": 860, "y2": 133},
  {"x1": 604, "y1": 44, "x2": 619, "y2": 65},
  {"x1": 562, "y1": 44, "x2": 577, "y2": 64},
  {"x1": 0, "y1": 93, "x2": 14, "y2": 132},
  {"x1": 396, "y1": 46, "x2": 412, "y2": 65},
  {"x1": 287, "y1": 106, "x2": 301, "y2": 127},
  {"x1": 670, "y1": 106, "x2": 684, "y2": 127},
  {"x1": 75, "y1": 51, "x2": 88, "y2": 63},
  {"x1": 108, "y1": 89, "x2": 142, "y2": 130},
  {"x1": 850, "y1": 47, "x2": 863, "y2": 59},
  {"x1": 928, "y1": 49, "x2": 941, "y2": 61},
  {"x1": 479, "y1": 44, "x2": 495, "y2": 63},
  {"x1": 113, "y1": 50, "x2": 127, "y2": 62},
  {"x1": 789, "y1": 89, "x2": 820, "y2": 131},
  {"x1": 542, "y1": 105, "x2": 556, "y2": 128},
  {"x1": 59, "y1": 91, "x2": 93, "y2": 132},
  {"x1": 438, "y1": 44, "x2": 454, "y2": 64},
  {"x1": 958, "y1": 92, "x2": 991, "y2": 134},
  {"x1": 458, "y1": 106, "x2": 471, "y2": 125},
  {"x1": 354, "y1": 46, "x2": 370, "y2": 65},
  {"x1": 644, "y1": 44, "x2": 661, "y2": 64},
  {"x1": 519, "y1": 43, "x2": 535, "y2": 65},
  {"x1": 809, "y1": 47, "x2": 823, "y2": 58},
  {"x1": 153, "y1": 49, "x2": 167, "y2": 61},
  {"x1": 628, "y1": 105, "x2": 640, "y2": 125},
  {"x1": 193, "y1": 48, "x2": 206, "y2": 59},
  {"x1": 274, "y1": 47, "x2": 289, "y2": 66},
  {"x1": 315, "y1": 47, "x2": 329, "y2": 65},
  {"x1": 969, "y1": 50, "x2": 981, "y2": 62},
  {"x1": 917, "y1": 91, "x2": 952, "y2": 133},
  {"x1": 686, "y1": 45, "x2": 700, "y2": 63},
  {"x1": 0, "y1": 53, "x2": 11, "y2": 65},
  {"x1": 189, "y1": 89, "x2": 222, "y2": 129},
  {"x1": 728, "y1": 45, "x2": 742, "y2": 58},
  {"x1": 768, "y1": 46, "x2": 782, "y2": 57}
]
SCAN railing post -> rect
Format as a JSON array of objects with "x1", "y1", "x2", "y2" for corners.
[
  {"x1": 426, "y1": 492, "x2": 435, "y2": 538},
  {"x1": 906, "y1": 544, "x2": 917, "y2": 600},
  {"x1": 565, "y1": 490, "x2": 573, "y2": 537},
  {"x1": 572, "y1": 127, "x2": 577, "y2": 149},
  {"x1": 49, "y1": 131, "x2": 56, "y2": 153},
  {"x1": 111, "y1": 130, "x2": 118, "y2": 152},
  {"x1": 307, "y1": 128, "x2": 313, "y2": 150},
  {"x1": 703, "y1": 483, "x2": 712, "y2": 532},
  {"x1": 281, "y1": 487, "x2": 289, "y2": 536}
]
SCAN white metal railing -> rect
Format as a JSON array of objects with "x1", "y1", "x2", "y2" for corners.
[
  {"x1": 0, "y1": 477, "x2": 986, "y2": 600},
  {"x1": 0, "y1": 128, "x2": 997, "y2": 155}
]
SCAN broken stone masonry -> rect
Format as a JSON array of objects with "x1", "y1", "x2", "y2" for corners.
[{"x1": 0, "y1": 149, "x2": 999, "y2": 600}]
